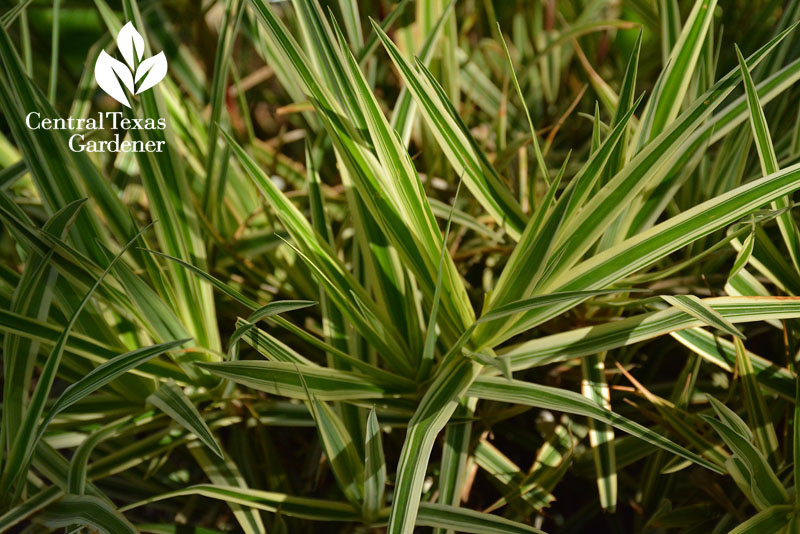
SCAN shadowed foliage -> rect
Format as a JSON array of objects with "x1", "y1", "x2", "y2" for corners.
[{"x1": 2, "y1": 0, "x2": 800, "y2": 532}]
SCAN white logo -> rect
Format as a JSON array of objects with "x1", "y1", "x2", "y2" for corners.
[{"x1": 95, "y1": 22, "x2": 167, "y2": 108}]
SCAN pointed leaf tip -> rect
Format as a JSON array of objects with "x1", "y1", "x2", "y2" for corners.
[
  {"x1": 117, "y1": 22, "x2": 145, "y2": 69},
  {"x1": 95, "y1": 50, "x2": 134, "y2": 107},
  {"x1": 135, "y1": 51, "x2": 168, "y2": 94}
]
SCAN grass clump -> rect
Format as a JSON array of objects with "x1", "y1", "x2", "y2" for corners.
[{"x1": 2, "y1": 0, "x2": 800, "y2": 532}]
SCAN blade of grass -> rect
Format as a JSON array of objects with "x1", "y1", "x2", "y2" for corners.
[
  {"x1": 38, "y1": 495, "x2": 137, "y2": 534},
  {"x1": 503, "y1": 296, "x2": 800, "y2": 372},
  {"x1": 202, "y1": 0, "x2": 244, "y2": 229},
  {"x1": 581, "y1": 353, "x2": 617, "y2": 511},
  {"x1": 0, "y1": 223, "x2": 152, "y2": 504},
  {"x1": 735, "y1": 44, "x2": 800, "y2": 272},
  {"x1": 43, "y1": 338, "x2": 189, "y2": 425},
  {"x1": 363, "y1": 407, "x2": 386, "y2": 522},
  {"x1": 373, "y1": 20, "x2": 527, "y2": 240},
  {"x1": 0, "y1": 486, "x2": 61, "y2": 532},
  {"x1": 47, "y1": 0, "x2": 60, "y2": 104},
  {"x1": 187, "y1": 442, "x2": 266, "y2": 534},
  {"x1": 733, "y1": 338, "x2": 780, "y2": 466},
  {"x1": 147, "y1": 380, "x2": 223, "y2": 459},
  {"x1": 728, "y1": 505, "x2": 793, "y2": 534},
  {"x1": 637, "y1": 0, "x2": 718, "y2": 143},
  {"x1": 434, "y1": 397, "x2": 476, "y2": 534},
  {"x1": 197, "y1": 361, "x2": 406, "y2": 400},
  {"x1": 660, "y1": 294, "x2": 745, "y2": 339},
  {"x1": 469, "y1": 377, "x2": 723, "y2": 473}
]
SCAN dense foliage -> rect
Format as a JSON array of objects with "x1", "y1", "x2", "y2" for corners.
[{"x1": 3, "y1": 0, "x2": 800, "y2": 532}]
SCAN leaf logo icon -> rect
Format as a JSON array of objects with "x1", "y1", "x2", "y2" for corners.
[{"x1": 94, "y1": 22, "x2": 167, "y2": 107}]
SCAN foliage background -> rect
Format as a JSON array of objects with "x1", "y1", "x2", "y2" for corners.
[{"x1": 2, "y1": 0, "x2": 800, "y2": 533}]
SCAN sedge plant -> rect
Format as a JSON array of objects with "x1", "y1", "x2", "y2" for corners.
[{"x1": 2, "y1": 0, "x2": 800, "y2": 533}]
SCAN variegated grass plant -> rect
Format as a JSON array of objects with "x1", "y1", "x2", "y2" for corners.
[{"x1": 2, "y1": 0, "x2": 800, "y2": 532}]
